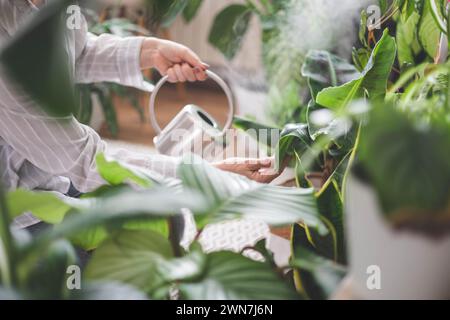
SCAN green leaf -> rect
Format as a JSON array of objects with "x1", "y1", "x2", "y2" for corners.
[
  {"x1": 85, "y1": 230, "x2": 173, "y2": 293},
  {"x1": 178, "y1": 157, "x2": 327, "y2": 234},
  {"x1": 147, "y1": 0, "x2": 189, "y2": 28},
  {"x1": 208, "y1": 5, "x2": 252, "y2": 60},
  {"x1": 359, "y1": 9, "x2": 368, "y2": 47},
  {"x1": 316, "y1": 181, "x2": 346, "y2": 264},
  {"x1": 0, "y1": 0, "x2": 77, "y2": 117},
  {"x1": 316, "y1": 29, "x2": 396, "y2": 110},
  {"x1": 6, "y1": 189, "x2": 71, "y2": 224},
  {"x1": 291, "y1": 235, "x2": 347, "y2": 300},
  {"x1": 396, "y1": 12, "x2": 421, "y2": 67},
  {"x1": 159, "y1": 250, "x2": 298, "y2": 300},
  {"x1": 302, "y1": 51, "x2": 360, "y2": 99},
  {"x1": 352, "y1": 47, "x2": 371, "y2": 72},
  {"x1": 275, "y1": 124, "x2": 313, "y2": 170},
  {"x1": 183, "y1": 0, "x2": 203, "y2": 22},
  {"x1": 69, "y1": 224, "x2": 108, "y2": 251},
  {"x1": 26, "y1": 187, "x2": 207, "y2": 253},
  {"x1": 0, "y1": 181, "x2": 17, "y2": 287},
  {"x1": 25, "y1": 240, "x2": 77, "y2": 299},
  {"x1": 400, "y1": 0, "x2": 417, "y2": 22},
  {"x1": 429, "y1": 0, "x2": 447, "y2": 33},
  {"x1": 418, "y1": 0, "x2": 442, "y2": 58},
  {"x1": 95, "y1": 153, "x2": 153, "y2": 188}
]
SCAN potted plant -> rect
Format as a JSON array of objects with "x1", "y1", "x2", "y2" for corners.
[{"x1": 345, "y1": 97, "x2": 450, "y2": 299}]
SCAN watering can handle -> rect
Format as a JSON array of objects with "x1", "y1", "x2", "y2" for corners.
[{"x1": 149, "y1": 70, "x2": 235, "y2": 135}]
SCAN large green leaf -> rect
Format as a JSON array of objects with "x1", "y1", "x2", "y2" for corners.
[
  {"x1": 291, "y1": 235, "x2": 347, "y2": 300},
  {"x1": 25, "y1": 187, "x2": 207, "y2": 253},
  {"x1": 275, "y1": 124, "x2": 313, "y2": 170},
  {"x1": 24, "y1": 240, "x2": 77, "y2": 299},
  {"x1": 95, "y1": 154, "x2": 153, "y2": 188},
  {"x1": 0, "y1": 0, "x2": 77, "y2": 117},
  {"x1": 208, "y1": 4, "x2": 253, "y2": 60},
  {"x1": 396, "y1": 12, "x2": 421, "y2": 67},
  {"x1": 418, "y1": 0, "x2": 441, "y2": 58},
  {"x1": 6, "y1": 189, "x2": 71, "y2": 224},
  {"x1": 302, "y1": 50, "x2": 360, "y2": 99},
  {"x1": 85, "y1": 230, "x2": 173, "y2": 293},
  {"x1": 157, "y1": 249, "x2": 298, "y2": 300},
  {"x1": 316, "y1": 181, "x2": 346, "y2": 264},
  {"x1": 178, "y1": 157, "x2": 327, "y2": 234},
  {"x1": 316, "y1": 29, "x2": 396, "y2": 110},
  {"x1": 358, "y1": 103, "x2": 450, "y2": 220},
  {"x1": 183, "y1": 0, "x2": 203, "y2": 22},
  {"x1": 147, "y1": 0, "x2": 189, "y2": 28}
]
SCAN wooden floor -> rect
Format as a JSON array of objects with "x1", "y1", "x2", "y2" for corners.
[{"x1": 100, "y1": 84, "x2": 229, "y2": 146}]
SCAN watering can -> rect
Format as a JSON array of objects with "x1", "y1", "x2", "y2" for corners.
[{"x1": 149, "y1": 70, "x2": 235, "y2": 161}]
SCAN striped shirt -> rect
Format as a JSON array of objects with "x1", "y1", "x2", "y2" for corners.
[{"x1": 0, "y1": 0, "x2": 180, "y2": 225}]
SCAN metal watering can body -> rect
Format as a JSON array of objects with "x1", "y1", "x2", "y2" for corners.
[{"x1": 149, "y1": 70, "x2": 235, "y2": 161}]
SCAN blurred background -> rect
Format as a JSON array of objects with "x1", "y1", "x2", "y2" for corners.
[{"x1": 81, "y1": 0, "x2": 372, "y2": 148}]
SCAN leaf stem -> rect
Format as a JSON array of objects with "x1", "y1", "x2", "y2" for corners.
[
  {"x1": 0, "y1": 179, "x2": 17, "y2": 287},
  {"x1": 168, "y1": 216, "x2": 183, "y2": 257}
]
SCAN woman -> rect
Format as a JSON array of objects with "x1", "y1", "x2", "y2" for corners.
[{"x1": 0, "y1": 0, "x2": 280, "y2": 228}]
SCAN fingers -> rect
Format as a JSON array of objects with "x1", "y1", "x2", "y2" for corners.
[
  {"x1": 180, "y1": 48, "x2": 208, "y2": 81},
  {"x1": 213, "y1": 157, "x2": 279, "y2": 184},
  {"x1": 250, "y1": 171, "x2": 280, "y2": 184},
  {"x1": 181, "y1": 63, "x2": 196, "y2": 82},
  {"x1": 166, "y1": 63, "x2": 208, "y2": 83},
  {"x1": 166, "y1": 68, "x2": 177, "y2": 83},
  {"x1": 242, "y1": 158, "x2": 273, "y2": 170},
  {"x1": 194, "y1": 67, "x2": 208, "y2": 81},
  {"x1": 182, "y1": 47, "x2": 207, "y2": 71},
  {"x1": 173, "y1": 64, "x2": 186, "y2": 82}
]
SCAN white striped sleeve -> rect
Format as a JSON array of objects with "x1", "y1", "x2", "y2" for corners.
[{"x1": 75, "y1": 32, "x2": 146, "y2": 90}]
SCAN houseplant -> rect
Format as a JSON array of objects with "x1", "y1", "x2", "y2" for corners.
[
  {"x1": 2, "y1": 0, "x2": 450, "y2": 300},
  {"x1": 0, "y1": 1, "x2": 326, "y2": 300}
]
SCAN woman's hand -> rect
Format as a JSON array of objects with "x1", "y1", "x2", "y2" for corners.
[
  {"x1": 140, "y1": 38, "x2": 208, "y2": 83},
  {"x1": 213, "y1": 158, "x2": 283, "y2": 184}
]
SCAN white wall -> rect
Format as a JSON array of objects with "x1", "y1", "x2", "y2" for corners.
[{"x1": 168, "y1": 0, "x2": 263, "y2": 72}]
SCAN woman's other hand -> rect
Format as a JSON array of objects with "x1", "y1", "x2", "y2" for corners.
[
  {"x1": 140, "y1": 38, "x2": 208, "y2": 83},
  {"x1": 213, "y1": 158, "x2": 283, "y2": 184}
]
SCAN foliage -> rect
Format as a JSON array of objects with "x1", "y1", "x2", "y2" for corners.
[
  {"x1": 144, "y1": 0, "x2": 204, "y2": 29},
  {"x1": 0, "y1": 0, "x2": 76, "y2": 118},
  {"x1": 1, "y1": 0, "x2": 450, "y2": 301}
]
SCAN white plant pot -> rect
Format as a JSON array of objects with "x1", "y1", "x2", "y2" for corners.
[{"x1": 345, "y1": 174, "x2": 450, "y2": 299}]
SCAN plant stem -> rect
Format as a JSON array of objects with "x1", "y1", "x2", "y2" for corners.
[
  {"x1": 168, "y1": 216, "x2": 183, "y2": 257},
  {"x1": 0, "y1": 179, "x2": 17, "y2": 287}
]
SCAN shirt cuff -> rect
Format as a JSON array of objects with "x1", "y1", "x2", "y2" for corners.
[{"x1": 117, "y1": 36, "x2": 149, "y2": 91}]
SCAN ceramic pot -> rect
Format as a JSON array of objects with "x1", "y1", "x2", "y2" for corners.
[{"x1": 345, "y1": 174, "x2": 450, "y2": 299}]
